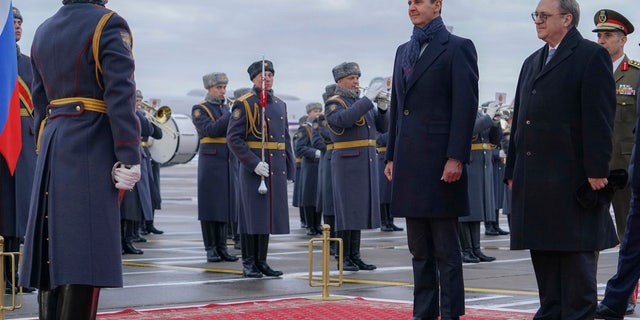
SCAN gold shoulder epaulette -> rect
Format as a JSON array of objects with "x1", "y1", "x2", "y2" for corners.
[
  {"x1": 628, "y1": 59, "x2": 640, "y2": 69},
  {"x1": 237, "y1": 91, "x2": 255, "y2": 102}
]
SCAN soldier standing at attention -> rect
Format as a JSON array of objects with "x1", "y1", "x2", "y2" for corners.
[
  {"x1": 592, "y1": 8, "x2": 639, "y2": 317},
  {"x1": 0, "y1": 6, "x2": 35, "y2": 294},
  {"x1": 192, "y1": 72, "x2": 239, "y2": 263},
  {"x1": 325, "y1": 62, "x2": 388, "y2": 272},
  {"x1": 295, "y1": 102, "x2": 324, "y2": 236},
  {"x1": 19, "y1": 0, "x2": 141, "y2": 318},
  {"x1": 227, "y1": 60, "x2": 294, "y2": 278}
]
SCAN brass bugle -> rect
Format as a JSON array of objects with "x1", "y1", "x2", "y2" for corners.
[
  {"x1": 141, "y1": 101, "x2": 177, "y2": 138},
  {"x1": 225, "y1": 97, "x2": 235, "y2": 107}
]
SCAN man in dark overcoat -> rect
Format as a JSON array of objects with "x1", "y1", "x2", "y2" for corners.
[
  {"x1": 504, "y1": 0, "x2": 619, "y2": 318},
  {"x1": 227, "y1": 60, "x2": 294, "y2": 278},
  {"x1": 192, "y1": 72, "x2": 238, "y2": 263},
  {"x1": 383, "y1": 0, "x2": 478, "y2": 318},
  {"x1": 295, "y1": 102, "x2": 323, "y2": 235},
  {"x1": 19, "y1": 0, "x2": 141, "y2": 318},
  {"x1": 325, "y1": 62, "x2": 387, "y2": 272}
]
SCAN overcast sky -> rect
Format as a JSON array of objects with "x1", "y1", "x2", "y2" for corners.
[{"x1": 13, "y1": 0, "x2": 640, "y2": 107}]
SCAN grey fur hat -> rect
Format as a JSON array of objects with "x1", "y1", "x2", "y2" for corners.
[
  {"x1": 247, "y1": 60, "x2": 275, "y2": 80},
  {"x1": 12, "y1": 7, "x2": 22, "y2": 21},
  {"x1": 135, "y1": 90, "x2": 143, "y2": 99},
  {"x1": 305, "y1": 102, "x2": 322, "y2": 113},
  {"x1": 233, "y1": 87, "x2": 252, "y2": 99},
  {"x1": 202, "y1": 72, "x2": 228, "y2": 89},
  {"x1": 332, "y1": 62, "x2": 361, "y2": 82}
]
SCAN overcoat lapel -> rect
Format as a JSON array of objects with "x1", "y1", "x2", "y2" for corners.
[
  {"x1": 535, "y1": 27, "x2": 581, "y2": 81},
  {"x1": 406, "y1": 30, "x2": 449, "y2": 92}
]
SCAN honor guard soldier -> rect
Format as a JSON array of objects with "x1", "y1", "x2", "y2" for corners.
[
  {"x1": 120, "y1": 93, "x2": 164, "y2": 255},
  {"x1": 325, "y1": 62, "x2": 388, "y2": 271},
  {"x1": 315, "y1": 84, "x2": 337, "y2": 255},
  {"x1": 295, "y1": 102, "x2": 324, "y2": 235},
  {"x1": 592, "y1": 8, "x2": 640, "y2": 317},
  {"x1": 192, "y1": 72, "x2": 238, "y2": 263},
  {"x1": 292, "y1": 115, "x2": 308, "y2": 229},
  {"x1": 227, "y1": 60, "x2": 295, "y2": 278},
  {"x1": 19, "y1": 0, "x2": 142, "y2": 318},
  {"x1": 0, "y1": 6, "x2": 35, "y2": 294}
]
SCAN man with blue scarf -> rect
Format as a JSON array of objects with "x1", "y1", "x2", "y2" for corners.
[{"x1": 384, "y1": 0, "x2": 479, "y2": 319}]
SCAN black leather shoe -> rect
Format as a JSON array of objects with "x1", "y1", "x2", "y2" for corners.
[
  {"x1": 595, "y1": 303, "x2": 624, "y2": 320},
  {"x1": 122, "y1": 242, "x2": 143, "y2": 255},
  {"x1": 242, "y1": 263, "x2": 263, "y2": 278},
  {"x1": 217, "y1": 248, "x2": 239, "y2": 262},
  {"x1": 496, "y1": 227, "x2": 509, "y2": 235},
  {"x1": 380, "y1": 224, "x2": 394, "y2": 232},
  {"x1": 351, "y1": 256, "x2": 376, "y2": 270},
  {"x1": 256, "y1": 262, "x2": 283, "y2": 277},
  {"x1": 390, "y1": 224, "x2": 404, "y2": 231},
  {"x1": 306, "y1": 228, "x2": 317, "y2": 236},
  {"x1": 473, "y1": 249, "x2": 496, "y2": 262},
  {"x1": 484, "y1": 229, "x2": 500, "y2": 236},
  {"x1": 462, "y1": 250, "x2": 480, "y2": 263},
  {"x1": 206, "y1": 249, "x2": 222, "y2": 262},
  {"x1": 133, "y1": 235, "x2": 147, "y2": 243},
  {"x1": 626, "y1": 302, "x2": 636, "y2": 315},
  {"x1": 341, "y1": 258, "x2": 359, "y2": 272},
  {"x1": 147, "y1": 225, "x2": 164, "y2": 235}
]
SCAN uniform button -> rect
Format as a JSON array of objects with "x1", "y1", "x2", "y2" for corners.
[
  {"x1": 270, "y1": 153, "x2": 274, "y2": 157},
  {"x1": 622, "y1": 102, "x2": 627, "y2": 106},
  {"x1": 282, "y1": 171, "x2": 286, "y2": 175},
  {"x1": 526, "y1": 120, "x2": 531, "y2": 125},
  {"x1": 404, "y1": 110, "x2": 410, "y2": 116},
  {"x1": 75, "y1": 105, "x2": 81, "y2": 111},
  {"x1": 280, "y1": 116, "x2": 284, "y2": 120},
  {"x1": 532, "y1": 89, "x2": 537, "y2": 95},
  {"x1": 526, "y1": 151, "x2": 532, "y2": 156},
  {"x1": 367, "y1": 125, "x2": 371, "y2": 128},
  {"x1": 48, "y1": 109, "x2": 52, "y2": 114},
  {"x1": 270, "y1": 135, "x2": 273, "y2": 138},
  {"x1": 47, "y1": 261, "x2": 50, "y2": 264},
  {"x1": 281, "y1": 135, "x2": 284, "y2": 138}
]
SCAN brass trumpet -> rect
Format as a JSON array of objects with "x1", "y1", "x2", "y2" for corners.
[
  {"x1": 141, "y1": 101, "x2": 176, "y2": 138},
  {"x1": 225, "y1": 97, "x2": 235, "y2": 107}
]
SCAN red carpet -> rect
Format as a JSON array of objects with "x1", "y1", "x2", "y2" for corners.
[{"x1": 96, "y1": 297, "x2": 534, "y2": 320}]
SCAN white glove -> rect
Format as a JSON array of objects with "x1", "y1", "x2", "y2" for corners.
[
  {"x1": 499, "y1": 149, "x2": 507, "y2": 159},
  {"x1": 484, "y1": 102, "x2": 500, "y2": 120},
  {"x1": 364, "y1": 81, "x2": 387, "y2": 102},
  {"x1": 376, "y1": 94, "x2": 390, "y2": 111},
  {"x1": 112, "y1": 163, "x2": 141, "y2": 190},
  {"x1": 315, "y1": 150, "x2": 321, "y2": 159},
  {"x1": 254, "y1": 161, "x2": 270, "y2": 177}
]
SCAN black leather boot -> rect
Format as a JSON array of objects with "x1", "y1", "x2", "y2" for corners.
[
  {"x1": 484, "y1": 221, "x2": 499, "y2": 236},
  {"x1": 38, "y1": 288, "x2": 59, "y2": 320},
  {"x1": 350, "y1": 230, "x2": 376, "y2": 270},
  {"x1": 215, "y1": 222, "x2": 238, "y2": 261},
  {"x1": 255, "y1": 234, "x2": 283, "y2": 277},
  {"x1": 493, "y1": 221, "x2": 509, "y2": 235},
  {"x1": 57, "y1": 284, "x2": 100, "y2": 320},
  {"x1": 299, "y1": 207, "x2": 307, "y2": 229},
  {"x1": 123, "y1": 220, "x2": 143, "y2": 254},
  {"x1": 132, "y1": 221, "x2": 147, "y2": 242},
  {"x1": 304, "y1": 207, "x2": 316, "y2": 235},
  {"x1": 472, "y1": 222, "x2": 495, "y2": 262},
  {"x1": 338, "y1": 230, "x2": 358, "y2": 271},
  {"x1": 380, "y1": 204, "x2": 393, "y2": 231},
  {"x1": 201, "y1": 221, "x2": 221, "y2": 262},
  {"x1": 146, "y1": 220, "x2": 164, "y2": 235},
  {"x1": 459, "y1": 222, "x2": 479, "y2": 263},
  {"x1": 241, "y1": 234, "x2": 262, "y2": 278},
  {"x1": 313, "y1": 210, "x2": 323, "y2": 234}
]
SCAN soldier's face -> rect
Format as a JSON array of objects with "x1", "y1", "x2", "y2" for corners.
[
  {"x1": 408, "y1": 0, "x2": 441, "y2": 29},
  {"x1": 337, "y1": 75, "x2": 359, "y2": 92},
  {"x1": 307, "y1": 109, "x2": 321, "y2": 121},
  {"x1": 597, "y1": 31, "x2": 627, "y2": 60},
  {"x1": 208, "y1": 84, "x2": 227, "y2": 100},
  {"x1": 252, "y1": 72, "x2": 274, "y2": 91},
  {"x1": 13, "y1": 18, "x2": 21, "y2": 42},
  {"x1": 135, "y1": 97, "x2": 142, "y2": 108}
]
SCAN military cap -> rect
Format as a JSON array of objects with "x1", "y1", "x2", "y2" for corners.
[
  {"x1": 233, "y1": 87, "x2": 252, "y2": 99},
  {"x1": 322, "y1": 83, "x2": 337, "y2": 103},
  {"x1": 247, "y1": 60, "x2": 275, "y2": 80},
  {"x1": 332, "y1": 62, "x2": 361, "y2": 82},
  {"x1": 592, "y1": 9, "x2": 634, "y2": 35},
  {"x1": 305, "y1": 102, "x2": 323, "y2": 113},
  {"x1": 12, "y1": 7, "x2": 22, "y2": 22},
  {"x1": 202, "y1": 72, "x2": 228, "y2": 89},
  {"x1": 135, "y1": 90, "x2": 143, "y2": 99}
]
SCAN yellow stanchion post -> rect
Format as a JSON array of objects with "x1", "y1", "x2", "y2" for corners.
[
  {"x1": 307, "y1": 224, "x2": 344, "y2": 300},
  {"x1": 0, "y1": 235, "x2": 24, "y2": 319}
]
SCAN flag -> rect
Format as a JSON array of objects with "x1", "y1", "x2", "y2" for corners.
[{"x1": 0, "y1": 0, "x2": 21, "y2": 175}]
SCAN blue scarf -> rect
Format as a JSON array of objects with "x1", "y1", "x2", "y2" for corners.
[{"x1": 401, "y1": 16, "x2": 445, "y2": 81}]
